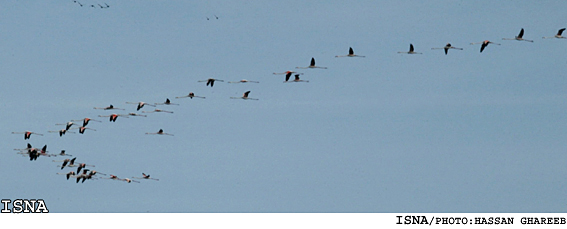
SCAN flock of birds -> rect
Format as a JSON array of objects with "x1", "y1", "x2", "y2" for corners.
[
  {"x1": 72, "y1": 1, "x2": 110, "y2": 9},
  {"x1": 10, "y1": 2, "x2": 567, "y2": 187}
]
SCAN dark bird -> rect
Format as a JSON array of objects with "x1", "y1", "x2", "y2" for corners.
[{"x1": 431, "y1": 43, "x2": 463, "y2": 55}]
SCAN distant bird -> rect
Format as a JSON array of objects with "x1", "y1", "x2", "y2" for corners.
[
  {"x1": 74, "y1": 126, "x2": 96, "y2": 134},
  {"x1": 54, "y1": 157, "x2": 76, "y2": 170},
  {"x1": 56, "y1": 122, "x2": 79, "y2": 130},
  {"x1": 75, "y1": 1, "x2": 83, "y2": 7},
  {"x1": 126, "y1": 102, "x2": 156, "y2": 111},
  {"x1": 48, "y1": 129, "x2": 76, "y2": 137},
  {"x1": 28, "y1": 149, "x2": 39, "y2": 161},
  {"x1": 142, "y1": 109, "x2": 173, "y2": 114},
  {"x1": 199, "y1": 78, "x2": 224, "y2": 87},
  {"x1": 273, "y1": 71, "x2": 303, "y2": 75},
  {"x1": 230, "y1": 91, "x2": 259, "y2": 100},
  {"x1": 50, "y1": 150, "x2": 72, "y2": 157},
  {"x1": 104, "y1": 3, "x2": 109, "y2": 8},
  {"x1": 335, "y1": 47, "x2": 365, "y2": 57},
  {"x1": 431, "y1": 43, "x2": 463, "y2": 55},
  {"x1": 296, "y1": 58, "x2": 327, "y2": 69},
  {"x1": 176, "y1": 92, "x2": 205, "y2": 99},
  {"x1": 102, "y1": 174, "x2": 121, "y2": 181},
  {"x1": 75, "y1": 169, "x2": 90, "y2": 183},
  {"x1": 14, "y1": 143, "x2": 35, "y2": 154},
  {"x1": 133, "y1": 173, "x2": 159, "y2": 181},
  {"x1": 214, "y1": 15, "x2": 219, "y2": 19},
  {"x1": 98, "y1": 4, "x2": 104, "y2": 8},
  {"x1": 502, "y1": 28, "x2": 533, "y2": 42},
  {"x1": 71, "y1": 118, "x2": 101, "y2": 127},
  {"x1": 285, "y1": 74, "x2": 309, "y2": 83},
  {"x1": 98, "y1": 114, "x2": 129, "y2": 122},
  {"x1": 56, "y1": 171, "x2": 76, "y2": 180},
  {"x1": 398, "y1": 43, "x2": 422, "y2": 54},
  {"x1": 154, "y1": 98, "x2": 179, "y2": 105},
  {"x1": 470, "y1": 40, "x2": 501, "y2": 53},
  {"x1": 12, "y1": 131, "x2": 42, "y2": 140},
  {"x1": 121, "y1": 178, "x2": 140, "y2": 183},
  {"x1": 543, "y1": 28, "x2": 566, "y2": 39},
  {"x1": 206, "y1": 17, "x2": 210, "y2": 20},
  {"x1": 126, "y1": 113, "x2": 148, "y2": 117},
  {"x1": 94, "y1": 105, "x2": 125, "y2": 110},
  {"x1": 145, "y1": 129, "x2": 174, "y2": 136},
  {"x1": 228, "y1": 79, "x2": 260, "y2": 83}
]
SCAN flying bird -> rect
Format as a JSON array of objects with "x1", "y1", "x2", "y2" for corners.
[
  {"x1": 73, "y1": 126, "x2": 96, "y2": 134},
  {"x1": 55, "y1": 122, "x2": 79, "y2": 130},
  {"x1": 335, "y1": 47, "x2": 365, "y2": 57},
  {"x1": 98, "y1": 114, "x2": 129, "y2": 122},
  {"x1": 71, "y1": 118, "x2": 101, "y2": 127},
  {"x1": 142, "y1": 109, "x2": 173, "y2": 114},
  {"x1": 48, "y1": 129, "x2": 76, "y2": 137},
  {"x1": 470, "y1": 40, "x2": 501, "y2": 53},
  {"x1": 431, "y1": 43, "x2": 463, "y2": 55},
  {"x1": 502, "y1": 28, "x2": 533, "y2": 42},
  {"x1": 133, "y1": 173, "x2": 159, "y2": 181},
  {"x1": 154, "y1": 98, "x2": 179, "y2": 105},
  {"x1": 198, "y1": 78, "x2": 224, "y2": 87},
  {"x1": 176, "y1": 92, "x2": 205, "y2": 99},
  {"x1": 398, "y1": 43, "x2": 422, "y2": 54},
  {"x1": 94, "y1": 105, "x2": 125, "y2": 110},
  {"x1": 145, "y1": 129, "x2": 174, "y2": 136},
  {"x1": 228, "y1": 79, "x2": 260, "y2": 83},
  {"x1": 296, "y1": 58, "x2": 327, "y2": 69},
  {"x1": 126, "y1": 102, "x2": 156, "y2": 111},
  {"x1": 543, "y1": 28, "x2": 566, "y2": 39},
  {"x1": 125, "y1": 113, "x2": 148, "y2": 117},
  {"x1": 230, "y1": 91, "x2": 259, "y2": 100},
  {"x1": 12, "y1": 131, "x2": 42, "y2": 140},
  {"x1": 284, "y1": 74, "x2": 309, "y2": 83}
]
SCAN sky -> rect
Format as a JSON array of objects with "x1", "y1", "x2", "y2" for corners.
[{"x1": 1, "y1": 0, "x2": 567, "y2": 213}]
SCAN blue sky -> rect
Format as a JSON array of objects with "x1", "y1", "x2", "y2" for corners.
[{"x1": 1, "y1": 0, "x2": 567, "y2": 213}]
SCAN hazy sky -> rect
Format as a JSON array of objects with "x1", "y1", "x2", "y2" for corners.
[{"x1": 1, "y1": 0, "x2": 567, "y2": 213}]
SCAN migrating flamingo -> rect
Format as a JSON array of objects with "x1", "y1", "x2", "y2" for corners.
[
  {"x1": 73, "y1": 126, "x2": 96, "y2": 134},
  {"x1": 121, "y1": 178, "x2": 140, "y2": 183},
  {"x1": 228, "y1": 79, "x2": 260, "y2": 83},
  {"x1": 28, "y1": 149, "x2": 39, "y2": 161},
  {"x1": 53, "y1": 157, "x2": 76, "y2": 170},
  {"x1": 273, "y1": 71, "x2": 303, "y2": 76},
  {"x1": 48, "y1": 129, "x2": 76, "y2": 137},
  {"x1": 470, "y1": 40, "x2": 501, "y2": 53},
  {"x1": 74, "y1": 169, "x2": 91, "y2": 183},
  {"x1": 502, "y1": 28, "x2": 533, "y2": 42},
  {"x1": 335, "y1": 47, "x2": 365, "y2": 57},
  {"x1": 145, "y1": 129, "x2": 174, "y2": 136},
  {"x1": 55, "y1": 122, "x2": 79, "y2": 131},
  {"x1": 176, "y1": 92, "x2": 205, "y2": 99},
  {"x1": 55, "y1": 171, "x2": 76, "y2": 180},
  {"x1": 296, "y1": 58, "x2": 327, "y2": 69},
  {"x1": 285, "y1": 74, "x2": 309, "y2": 83},
  {"x1": 50, "y1": 150, "x2": 72, "y2": 157},
  {"x1": 154, "y1": 98, "x2": 179, "y2": 105},
  {"x1": 126, "y1": 113, "x2": 148, "y2": 117},
  {"x1": 431, "y1": 43, "x2": 463, "y2": 55},
  {"x1": 93, "y1": 104, "x2": 125, "y2": 110},
  {"x1": 543, "y1": 28, "x2": 566, "y2": 39},
  {"x1": 98, "y1": 114, "x2": 129, "y2": 122},
  {"x1": 398, "y1": 44, "x2": 422, "y2": 54},
  {"x1": 126, "y1": 102, "x2": 156, "y2": 111},
  {"x1": 71, "y1": 118, "x2": 101, "y2": 127},
  {"x1": 198, "y1": 78, "x2": 224, "y2": 87},
  {"x1": 142, "y1": 109, "x2": 174, "y2": 114},
  {"x1": 230, "y1": 91, "x2": 259, "y2": 100},
  {"x1": 133, "y1": 173, "x2": 159, "y2": 181},
  {"x1": 12, "y1": 131, "x2": 43, "y2": 140}
]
